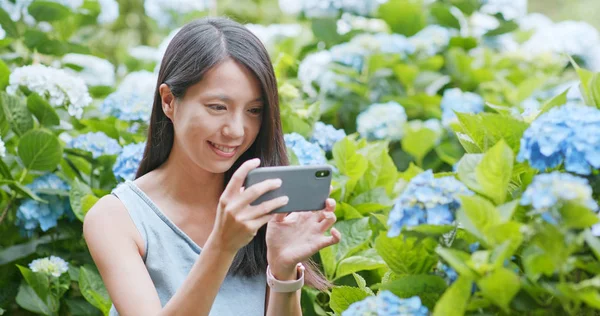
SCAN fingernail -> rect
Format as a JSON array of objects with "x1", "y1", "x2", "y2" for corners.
[
  {"x1": 274, "y1": 179, "x2": 282, "y2": 186},
  {"x1": 282, "y1": 196, "x2": 289, "y2": 203}
]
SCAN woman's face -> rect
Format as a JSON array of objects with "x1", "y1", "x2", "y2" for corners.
[{"x1": 162, "y1": 58, "x2": 264, "y2": 174}]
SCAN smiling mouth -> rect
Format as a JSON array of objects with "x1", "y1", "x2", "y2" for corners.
[{"x1": 208, "y1": 141, "x2": 239, "y2": 156}]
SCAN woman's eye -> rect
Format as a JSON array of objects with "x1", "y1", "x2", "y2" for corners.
[
  {"x1": 248, "y1": 107, "x2": 263, "y2": 115},
  {"x1": 208, "y1": 104, "x2": 227, "y2": 111}
]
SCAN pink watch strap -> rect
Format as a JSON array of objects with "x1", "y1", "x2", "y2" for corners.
[{"x1": 266, "y1": 263, "x2": 305, "y2": 293}]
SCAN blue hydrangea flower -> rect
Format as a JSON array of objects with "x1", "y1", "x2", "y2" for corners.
[
  {"x1": 388, "y1": 170, "x2": 473, "y2": 237},
  {"x1": 310, "y1": 122, "x2": 346, "y2": 152},
  {"x1": 29, "y1": 255, "x2": 69, "y2": 277},
  {"x1": 284, "y1": 133, "x2": 328, "y2": 166},
  {"x1": 100, "y1": 91, "x2": 152, "y2": 122},
  {"x1": 593, "y1": 218, "x2": 600, "y2": 236},
  {"x1": 437, "y1": 261, "x2": 458, "y2": 285},
  {"x1": 520, "y1": 171, "x2": 598, "y2": 225},
  {"x1": 113, "y1": 142, "x2": 146, "y2": 181},
  {"x1": 440, "y1": 88, "x2": 485, "y2": 127},
  {"x1": 280, "y1": 0, "x2": 381, "y2": 18},
  {"x1": 409, "y1": 25, "x2": 453, "y2": 56},
  {"x1": 16, "y1": 174, "x2": 72, "y2": 235},
  {"x1": 342, "y1": 291, "x2": 429, "y2": 316},
  {"x1": 357, "y1": 101, "x2": 407, "y2": 141},
  {"x1": 68, "y1": 132, "x2": 122, "y2": 159},
  {"x1": 517, "y1": 103, "x2": 600, "y2": 175}
]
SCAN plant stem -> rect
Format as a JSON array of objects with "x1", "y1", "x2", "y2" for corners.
[{"x1": 0, "y1": 193, "x2": 16, "y2": 226}]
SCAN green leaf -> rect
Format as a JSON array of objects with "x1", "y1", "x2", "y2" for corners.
[
  {"x1": 0, "y1": 180, "x2": 47, "y2": 202},
  {"x1": 536, "y1": 88, "x2": 568, "y2": 120},
  {"x1": 455, "y1": 132, "x2": 482, "y2": 153},
  {"x1": 455, "y1": 112, "x2": 528, "y2": 153},
  {"x1": 475, "y1": 139, "x2": 514, "y2": 204},
  {"x1": 456, "y1": 153, "x2": 484, "y2": 193},
  {"x1": 26, "y1": 93, "x2": 60, "y2": 126},
  {"x1": 319, "y1": 243, "x2": 336, "y2": 280},
  {"x1": 18, "y1": 129, "x2": 63, "y2": 171},
  {"x1": 0, "y1": 59, "x2": 9, "y2": 91},
  {"x1": 0, "y1": 8, "x2": 18, "y2": 38},
  {"x1": 476, "y1": 267, "x2": 520, "y2": 312},
  {"x1": 311, "y1": 18, "x2": 342, "y2": 45},
  {"x1": 484, "y1": 20, "x2": 519, "y2": 37},
  {"x1": 27, "y1": 1, "x2": 71, "y2": 22},
  {"x1": 570, "y1": 57, "x2": 596, "y2": 107},
  {"x1": 333, "y1": 218, "x2": 372, "y2": 262},
  {"x1": 497, "y1": 200, "x2": 519, "y2": 223},
  {"x1": 515, "y1": 76, "x2": 547, "y2": 104},
  {"x1": 584, "y1": 230, "x2": 600, "y2": 261},
  {"x1": 560, "y1": 201, "x2": 599, "y2": 229},
  {"x1": 401, "y1": 127, "x2": 437, "y2": 164},
  {"x1": 433, "y1": 276, "x2": 472, "y2": 316},
  {"x1": 393, "y1": 64, "x2": 419, "y2": 90},
  {"x1": 435, "y1": 246, "x2": 478, "y2": 279},
  {"x1": 1, "y1": 92, "x2": 34, "y2": 136},
  {"x1": 15, "y1": 283, "x2": 53, "y2": 316},
  {"x1": 79, "y1": 266, "x2": 111, "y2": 315},
  {"x1": 16, "y1": 265, "x2": 49, "y2": 302},
  {"x1": 379, "y1": 274, "x2": 447, "y2": 309},
  {"x1": 335, "y1": 249, "x2": 386, "y2": 280},
  {"x1": 348, "y1": 187, "x2": 393, "y2": 214},
  {"x1": 375, "y1": 233, "x2": 438, "y2": 275},
  {"x1": 352, "y1": 273, "x2": 375, "y2": 296},
  {"x1": 430, "y1": 3, "x2": 460, "y2": 29},
  {"x1": 70, "y1": 178, "x2": 94, "y2": 222},
  {"x1": 398, "y1": 163, "x2": 423, "y2": 182},
  {"x1": 378, "y1": 0, "x2": 426, "y2": 36},
  {"x1": 65, "y1": 298, "x2": 103, "y2": 316},
  {"x1": 457, "y1": 195, "x2": 500, "y2": 242},
  {"x1": 333, "y1": 137, "x2": 368, "y2": 195},
  {"x1": 329, "y1": 286, "x2": 369, "y2": 315}
]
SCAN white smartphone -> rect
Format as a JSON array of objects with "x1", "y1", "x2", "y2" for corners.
[{"x1": 243, "y1": 165, "x2": 332, "y2": 213}]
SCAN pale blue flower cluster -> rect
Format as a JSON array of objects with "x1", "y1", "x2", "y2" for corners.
[
  {"x1": 310, "y1": 122, "x2": 346, "y2": 152},
  {"x1": 520, "y1": 171, "x2": 598, "y2": 225},
  {"x1": 15, "y1": 174, "x2": 71, "y2": 235},
  {"x1": 342, "y1": 291, "x2": 429, "y2": 316},
  {"x1": 279, "y1": 0, "x2": 381, "y2": 18},
  {"x1": 113, "y1": 142, "x2": 146, "y2": 181},
  {"x1": 517, "y1": 103, "x2": 600, "y2": 175},
  {"x1": 67, "y1": 132, "x2": 122, "y2": 159},
  {"x1": 29, "y1": 255, "x2": 69, "y2": 277},
  {"x1": 284, "y1": 133, "x2": 328, "y2": 166},
  {"x1": 100, "y1": 91, "x2": 152, "y2": 122},
  {"x1": 437, "y1": 262, "x2": 458, "y2": 285},
  {"x1": 388, "y1": 170, "x2": 473, "y2": 237},
  {"x1": 357, "y1": 101, "x2": 407, "y2": 141},
  {"x1": 409, "y1": 25, "x2": 453, "y2": 56},
  {"x1": 440, "y1": 88, "x2": 485, "y2": 127}
]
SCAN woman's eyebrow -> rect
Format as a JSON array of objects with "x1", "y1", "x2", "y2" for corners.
[{"x1": 203, "y1": 94, "x2": 263, "y2": 104}]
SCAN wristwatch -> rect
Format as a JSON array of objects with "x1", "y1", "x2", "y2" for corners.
[{"x1": 266, "y1": 263, "x2": 305, "y2": 293}]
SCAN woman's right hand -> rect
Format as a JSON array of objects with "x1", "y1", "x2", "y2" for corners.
[{"x1": 209, "y1": 158, "x2": 288, "y2": 254}]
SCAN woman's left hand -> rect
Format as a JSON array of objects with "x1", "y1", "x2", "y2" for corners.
[{"x1": 265, "y1": 197, "x2": 341, "y2": 279}]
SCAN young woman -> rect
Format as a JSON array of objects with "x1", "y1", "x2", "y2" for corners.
[{"x1": 83, "y1": 17, "x2": 341, "y2": 316}]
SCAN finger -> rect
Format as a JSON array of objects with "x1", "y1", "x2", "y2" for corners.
[
  {"x1": 318, "y1": 211, "x2": 337, "y2": 231},
  {"x1": 325, "y1": 198, "x2": 336, "y2": 212},
  {"x1": 329, "y1": 185, "x2": 333, "y2": 195},
  {"x1": 222, "y1": 158, "x2": 260, "y2": 199},
  {"x1": 247, "y1": 195, "x2": 289, "y2": 219},
  {"x1": 249, "y1": 213, "x2": 275, "y2": 230},
  {"x1": 237, "y1": 178, "x2": 283, "y2": 207},
  {"x1": 319, "y1": 227, "x2": 341, "y2": 248},
  {"x1": 272, "y1": 212, "x2": 287, "y2": 222},
  {"x1": 240, "y1": 186, "x2": 245, "y2": 193}
]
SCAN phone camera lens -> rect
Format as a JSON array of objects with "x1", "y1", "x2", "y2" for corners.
[{"x1": 315, "y1": 170, "x2": 330, "y2": 178}]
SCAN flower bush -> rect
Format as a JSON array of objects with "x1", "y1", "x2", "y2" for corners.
[{"x1": 2, "y1": 0, "x2": 600, "y2": 315}]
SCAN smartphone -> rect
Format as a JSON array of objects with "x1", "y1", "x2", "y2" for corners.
[{"x1": 243, "y1": 165, "x2": 332, "y2": 213}]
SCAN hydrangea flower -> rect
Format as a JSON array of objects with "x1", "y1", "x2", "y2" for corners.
[
  {"x1": 0, "y1": 136, "x2": 5, "y2": 158},
  {"x1": 409, "y1": 25, "x2": 453, "y2": 56},
  {"x1": 520, "y1": 171, "x2": 598, "y2": 225},
  {"x1": 100, "y1": 91, "x2": 152, "y2": 122},
  {"x1": 118, "y1": 70, "x2": 157, "y2": 96},
  {"x1": 310, "y1": 122, "x2": 346, "y2": 152},
  {"x1": 245, "y1": 23, "x2": 302, "y2": 48},
  {"x1": 342, "y1": 291, "x2": 429, "y2": 316},
  {"x1": 97, "y1": 0, "x2": 119, "y2": 24},
  {"x1": 284, "y1": 133, "x2": 328, "y2": 166},
  {"x1": 145, "y1": 0, "x2": 212, "y2": 28},
  {"x1": 357, "y1": 101, "x2": 407, "y2": 141},
  {"x1": 336, "y1": 14, "x2": 389, "y2": 35},
  {"x1": 592, "y1": 219, "x2": 600, "y2": 237},
  {"x1": 388, "y1": 170, "x2": 473, "y2": 237},
  {"x1": 437, "y1": 262, "x2": 458, "y2": 285},
  {"x1": 61, "y1": 53, "x2": 115, "y2": 87},
  {"x1": 113, "y1": 142, "x2": 146, "y2": 181},
  {"x1": 67, "y1": 132, "x2": 122, "y2": 159},
  {"x1": 517, "y1": 103, "x2": 600, "y2": 175},
  {"x1": 440, "y1": 88, "x2": 485, "y2": 128},
  {"x1": 7, "y1": 64, "x2": 92, "y2": 119},
  {"x1": 16, "y1": 174, "x2": 71, "y2": 235},
  {"x1": 279, "y1": 0, "x2": 381, "y2": 18},
  {"x1": 298, "y1": 50, "x2": 338, "y2": 98},
  {"x1": 480, "y1": 0, "x2": 527, "y2": 21},
  {"x1": 29, "y1": 256, "x2": 69, "y2": 277}
]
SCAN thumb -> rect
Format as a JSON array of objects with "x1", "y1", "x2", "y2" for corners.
[{"x1": 272, "y1": 212, "x2": 287, "y2": 222}]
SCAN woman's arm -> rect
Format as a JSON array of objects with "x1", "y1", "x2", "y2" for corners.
[
  {"x1": 265, "y1": 267, "x2": 302, "y2": 316},
  {"x1": 84, "y1": 195, "x2": 237, "y2": 316}
]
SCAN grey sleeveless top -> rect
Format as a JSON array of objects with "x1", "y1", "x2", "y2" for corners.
[{"x1": 108, "y1": 181, "x2": 266, "y2": 316}]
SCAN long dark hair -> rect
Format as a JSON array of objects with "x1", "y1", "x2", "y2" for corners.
[{"x1": 135, "y1": 17, "x2": 329, "y2": 290}]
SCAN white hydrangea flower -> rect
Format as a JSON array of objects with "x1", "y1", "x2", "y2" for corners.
[
  {"x1": 0, "y1": 25, "x2": 5, "y2": 40},
  {"x1": 1, "y1": 0, "x2": 31, "y2": 21},
  {"x1": 145, "y1": 0, "x2": 212, "y2": 27},
  {"x1": 245, "y1": 23, "x2": 302, "y2": 48},
  {"x1": 128, "y1": 46, "x2": 160, "y2": 62},
  {"x1": 468, "y1": 12, "x2": 500, "y2": 38},
  {"x1": 97, "y1": 0, "x2": 119, "y2": 24},
  {"x1": 480, "y1": 0, "x2": 527, "y2": 21},
  {"x1": 518, "y1": 13, "x2": 553, "y2": 32},
  {"x1": 61, "y1": 53, "x2": 116, "y2": 87},
  {"x1": 118, "y1": 70, "x2": 157, "y2": 96},
  {"x1": 357, "y1": 101, "x2": 407, "y2": 141},
  {"x1": 409, "y1": 25, "x2": 454, "y2": 55},
  {"x1": 0, "y1": 137, "x2": 6, "y2": 158},
  {"x1": 298, "y1": 50, "x2": 334, "y2": 97},
  {"x1": 29, "y1": 256, "x2": 69, "y2": 277},
  {"x1": 336, "y1": 13, "x2": 389, "y2": 35},
  {"x1": 7, "y1": 64, "x2": 92, "y2": 119}
]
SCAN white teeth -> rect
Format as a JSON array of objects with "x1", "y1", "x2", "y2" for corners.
[{"x1": 210, "y1": 142, "x2": 236, "y2": 153}]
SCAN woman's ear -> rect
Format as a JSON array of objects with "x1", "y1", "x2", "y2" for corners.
[{"x1": 159, "y1": 83, "x2": 176, "y2": 120}]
